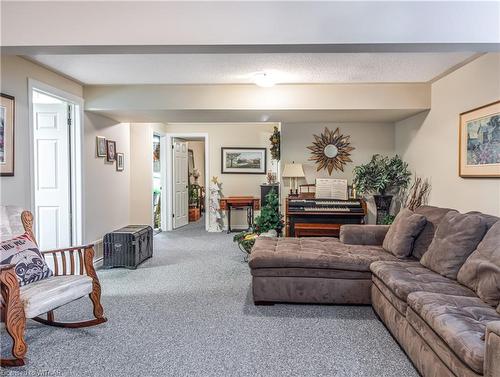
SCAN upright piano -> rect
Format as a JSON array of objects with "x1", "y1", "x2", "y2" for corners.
[{"x1": 285, "y1": 197, "x2": 367, "y2": 237}]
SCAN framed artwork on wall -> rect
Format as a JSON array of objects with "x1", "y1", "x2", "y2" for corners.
[
  {"x1": 116, "y1": 153, "x2": 124, "y2": 171},
  {"x1": 221, "y1": 147, "x2": 267, "y2": 174},
  {"x1": 459, "y1": 100, "x2": 500, "y2": 178},
  {"x1": 106, "y1": 140, "x2": 117, "y2": 162},
  {"x1": 96, "y1": 136, "x2": 107, "y2": 157},
  {"x1": 0, "y1": 93, "x2": 15, "y2": 176}
]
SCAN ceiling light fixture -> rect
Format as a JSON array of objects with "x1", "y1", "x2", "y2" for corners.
[{"x1": 253, "y1": 72, "x2": 276, "y2": 88}]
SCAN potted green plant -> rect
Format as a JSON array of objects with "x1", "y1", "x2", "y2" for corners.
[
  {"x1": 353, "y1": 154, "x2": 411, "y2": 224},
  {"x1": 233, "y1": 188, "x2": 283, "y2": 261}
]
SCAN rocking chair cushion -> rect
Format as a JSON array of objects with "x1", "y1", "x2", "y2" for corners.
[
  {"x1": 0, "y1": 233, "x2": 53, "y2": 286},
  {"x1": 20, "y1": 275, "x2": 93, "y2": 318}
]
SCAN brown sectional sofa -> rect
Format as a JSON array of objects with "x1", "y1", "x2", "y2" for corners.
[{"x1": 248, "y1": 206, "x2": 500, "y2": 377}]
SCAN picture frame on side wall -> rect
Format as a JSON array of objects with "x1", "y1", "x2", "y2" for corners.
[
  {"x1": 221, "y1": 147, "x2": 267, "y2": 174},
  {"x1": 459, "y1": 100, "x2": 500, "y2": 178},
  {"x1": 106, "y1": 140, "x2": 117, "y2": 162},
  {"x1": 0, "y1": 93, "x2": 15, "y2": 176},
  {"x1": 96, "y1": 136, "x2": 107, "y2": 157},
  {"x1": 116, "y1": 153, "x2": 124, "y2": 171}
]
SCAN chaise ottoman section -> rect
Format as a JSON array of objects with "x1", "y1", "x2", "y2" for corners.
[{"x1": 249, "y1": 237, "x2": 400, "y2": 304}]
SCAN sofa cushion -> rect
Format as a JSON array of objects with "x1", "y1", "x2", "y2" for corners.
[
  {"x1": 466, "y1": 211, "x2": 499, "y2": 230},
  {"x1": 383, "y1": 208, "x2": 427, "y2": 258},
  {"x1": 412, "y1": 206, "x2": 455, "y2": 259},
  {"x1": 457, "y1": 220, "x2": 500, "y2": 307},
  {"x1": 370, "y1": 261, "x2": 476, "y2": 310},
  {"x1": 408, "y1": 292, "x2": 500, "y2": 374},
  {"x1": 249, "y1": 237, "x2": 402, "y2": 271},
  {"x1": 0, "y1": 233, "x2": 53, "y2": 286},
  {"x1": 420, "y1": 211, "x2": 487, "y2": 279},
  {"x1": 20, "y1": 275, "x2": 93, "y2": 318}
]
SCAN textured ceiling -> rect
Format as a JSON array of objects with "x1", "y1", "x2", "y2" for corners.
[{"x1": 28, "y1": 52, "x2": 475, "y2": 85}]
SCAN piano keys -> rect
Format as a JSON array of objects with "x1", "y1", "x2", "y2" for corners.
[{"x1": 286, "y1": 197, "x2": 367, "y2": 237}]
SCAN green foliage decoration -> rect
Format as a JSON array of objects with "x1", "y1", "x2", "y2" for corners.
[
  {"x1": 381, "y1": 214, "x2": 396, "y2": 225},
  {"x1": 253, "y1": 188, "x2": 283, "y2": 234},
  {"x1": 353, "y1": 154, "x2": 411, "y2": 196},
  {"x1": 269, "y1": 126, "x2": 281, "y2": 161},
  {"x1": 233, "y1": 188, "x2": 283, "y2": 261}
]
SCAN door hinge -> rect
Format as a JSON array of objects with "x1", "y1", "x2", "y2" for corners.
[
  {"x1": 67, "y1": 105, "x2": 72, "y2": 126},
  {"x1": 172, "y1": 145, "x2": 174, "y2": 149},
  {"x1": 172, "y1": 213, "x2": 175, "y2": 218}
]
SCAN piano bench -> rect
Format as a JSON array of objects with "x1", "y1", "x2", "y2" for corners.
[{"x1": 293, "y1": 223, "x2": 341, "y2": 237}]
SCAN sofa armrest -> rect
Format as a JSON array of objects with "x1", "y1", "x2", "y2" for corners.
[
  {"x1": 485, "y1": 321, "x2": 500, "y2": 377},
  {"x1": 339, "y1": 225, "x2": 390, "y2": 246}
]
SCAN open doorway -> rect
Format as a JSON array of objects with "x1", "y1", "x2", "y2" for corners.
[
  {"x1": 166, "y1": 133, "x2": 209, "y2": 231},
  {"x1": 153, "y1": 134, "x2": 162, "y2": 232},
  {"x1": 187, "y1": 139, "x2": 205, "y2": 224},
  {"x1": 29, "y1": 80, "x2": 83, "y2": 250}
]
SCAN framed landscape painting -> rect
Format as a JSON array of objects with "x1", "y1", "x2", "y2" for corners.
[
  {"x1": 459, "y1": 101, "x2": 500, "y2": 177},
  {"x1": 0, "y1": 93, "x2": 15, "y2": 176},
  {"x1": 221, "y1": 147, "x2": 267, "y2": 174}
]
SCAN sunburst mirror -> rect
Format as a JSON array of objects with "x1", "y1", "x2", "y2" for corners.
[{"x1": 307, "y1": 127, "x2": 355, "y2": 175}]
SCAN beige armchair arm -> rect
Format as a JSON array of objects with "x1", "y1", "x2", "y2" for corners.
[
  {"x1": 485, "y1": 321, "x2": 500, "y2": 377},
  {"x1": 340, "y1": 225, "x2": 390, "y2": 246}
]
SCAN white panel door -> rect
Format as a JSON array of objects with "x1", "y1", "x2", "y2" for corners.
[
  {"x1": 33, "y1": 102, "x2": 71, "y2": 250},
  {"x1": 173, "y1": 140, "x2": 188, "y2": 229}
]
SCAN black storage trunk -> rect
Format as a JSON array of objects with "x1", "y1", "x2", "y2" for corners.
[{"x1": 103, "y1": 225, "x2": 153, "y2": 269}]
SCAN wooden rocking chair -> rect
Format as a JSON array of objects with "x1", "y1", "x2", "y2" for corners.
[{"x1": 1, "y1": 210, "x2": 107, "y2": 367}]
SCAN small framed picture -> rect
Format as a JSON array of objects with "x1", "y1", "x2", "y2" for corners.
[
  {"x1": 459, "y1": 101, "x2": 500, "y2": 177},
  {"x1": 96, "y1": 136, "x2": 106, "y2": 157},
  {"x1": 1, "y1": 93, "x2": 15, "y2": 176},
  {"x1": 106, "y1": 140, "x2": 117, "y2": 162},
  {"x1": 116, "y1": 153, "x2": 124, "y2": 171},
  {"x1": 221, "y1": 147, "x2": 267, "y2": 174}
]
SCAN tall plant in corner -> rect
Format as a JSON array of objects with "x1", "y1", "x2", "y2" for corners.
[{"x1": 353, "y1": 154, "x2": 411, "y2": 224}]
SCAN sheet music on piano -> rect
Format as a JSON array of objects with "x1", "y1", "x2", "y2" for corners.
[{"x1": 315, "y1": 178, "x2": 348, "y2": 200}]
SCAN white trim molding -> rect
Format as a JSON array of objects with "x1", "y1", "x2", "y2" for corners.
[{"x1": 28, "y1": 78, "x2": 85, "y2": 247}]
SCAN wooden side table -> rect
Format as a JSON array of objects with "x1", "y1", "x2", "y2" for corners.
[{"x1": 219, "y1": 196, "x2": 260, "y2": 233}]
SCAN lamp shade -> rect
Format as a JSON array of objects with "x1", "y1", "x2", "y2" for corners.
[{"x1": 282, "y1": 163, "x2": 305, "y2": 178}]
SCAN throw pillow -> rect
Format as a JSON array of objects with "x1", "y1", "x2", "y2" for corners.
[
  {"x1": 420, "y1": 212, "x2": 487, "y2": 280},
  {"x1": 412, "y1": 206, "x2": 456, "y2": 259},
  {"x1": 0, "y1": 233, "x2": 53, "y2": 286},
  {"x1": 382, "y1": 208, "x2": 427, "y2": 258},
  {"x1": 457, "y1": 220, "x2": 500, "y2": 307}
]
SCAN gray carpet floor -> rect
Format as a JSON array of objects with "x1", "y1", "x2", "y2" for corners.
[{"x1": 1, "y1": 218, "x2": 418, "y2": 377}]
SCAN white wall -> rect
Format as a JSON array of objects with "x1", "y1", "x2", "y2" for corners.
[
  {"x1": 129, "y1": 123, "x2": 168, "y2": 226},
  {"x1": 84, "y1": 113, "x2": 131, "y2": 243},
  {"x1": 395, "y1": 53, "x2": 500, "y2": 216},
  {"x1": 281, "y1": 122, "x2": 395, "y2": 223},
  {"x1": 0, "y1": 55, "x2": 83, "y2": 209}
]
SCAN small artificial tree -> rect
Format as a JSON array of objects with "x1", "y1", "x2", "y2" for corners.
[
  {"x1": 233, "y1": 188, "x2": 283, "y2": 261},
  {"x1": 253, "y1": 188, "x2": 283, "y2": 235}
]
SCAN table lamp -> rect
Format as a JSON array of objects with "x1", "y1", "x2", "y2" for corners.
[{"x1": 282, "y1": 162, "x2": 305, "y2": 196}]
